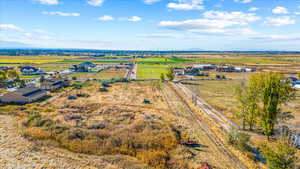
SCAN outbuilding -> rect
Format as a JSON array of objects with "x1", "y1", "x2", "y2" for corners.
[{"x1": 0, "y1": 87, "x2": 48, "y2": 104}]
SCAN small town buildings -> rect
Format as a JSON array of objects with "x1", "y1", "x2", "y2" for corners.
[
  {"x1": 20, "y1": 66, "x2": 46, "y2": 75},
  {"x1": 41, "y1": 79, "x2": 70, "y2": 91},
  {"x1": 0, "y1": 87, "x2": 48, "y2": 104},
  {"x1": 69, "y1": 62, "x2": 96, "y2": 72}
]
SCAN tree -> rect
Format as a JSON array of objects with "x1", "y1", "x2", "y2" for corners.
[
  {"x1": 260, "y1": 139, "x2": 297, "y2": 169},
  {"x1": 166, "y1": 67, "x2": 174, "y2": 81},
  {"x1": 235, "y1": 82, "x2": 259, "y2": 130},
  {"x1": 160, "y1": 73, "x2": 165, "y2": 82},
  {"x1": 250, "y1": 73, "x2": 295, "y2": 139},
  {"x1": 7, "y1": 70, "x2": 20, "y2": 80},
  {"x1": 0, "y1": 70, "x2": 7, "y2": 82}
]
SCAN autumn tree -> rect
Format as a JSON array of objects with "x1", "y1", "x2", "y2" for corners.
[
  {"x1": 160, "y1": 73, "x2": 165, "y2": 82},
  {"x1": 235, "y1": 82, "x2": 259, "y2": 130},
  {"x1": 250, "y1": 73, "x2": 295, "y2": 139},
  {"x1": 7, "y1": 70, "x2": 20, "y2": 80},
  {"x1": 166, "y1": 67, "x2": 175, "y2": 81},
  {"x1": 260, "y1": 139, "x2": 297, "y2": 169}
]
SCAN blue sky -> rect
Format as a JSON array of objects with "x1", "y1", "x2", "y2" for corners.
[{"x1": 1, "y1": 0, "x2": 300, "y2": 50}]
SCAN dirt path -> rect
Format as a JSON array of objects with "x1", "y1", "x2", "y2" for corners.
[
  {"x1": 161, "y1": 83, "x2": 248, "y2": 169},
  {"x1": 0, "y1": 114, "x2": 140, "y2": 169}
]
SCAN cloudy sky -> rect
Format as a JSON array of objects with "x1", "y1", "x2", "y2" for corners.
[{"x1": 1, "y1": 0, "x2": 300, "y2": 50}]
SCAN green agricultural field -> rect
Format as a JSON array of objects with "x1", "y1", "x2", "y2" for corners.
[
  {"x1": 135, "y1": 57, "x2": 191, "y2": 64},
  {"x1": 137, "y1": 64, "x2": 182, "y2": 79}
]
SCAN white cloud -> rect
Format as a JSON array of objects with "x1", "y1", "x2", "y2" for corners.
[
  {"x1": 22, "y1": 33, "x2": 52, "y2": 40},
  {"x1": 203, "y1": 11, "x2": 260, "y2": 24},
  {"x1": 36, "y1": 0, "x2": 59, "y2": 5},
  {"x1": 188, "y1": 28, "x2": 256, "y2": 35},
  {"x1": 295, "y1": 12, "x2": 300, "y2": 15},
  {"x1": 87, "y1": 0, "x2": 105, "y2": 6},
  {"x1": 248, "y1": 7, "x2": 259, "y2": 12},
  {"x1": 167, "y1": 3, "x2": 203, "y2": 10},
  {"x1": 234, "y1": 0, "x2": 252, "y2": 4},
  {"x1": 252, "y1": 34, "x2": 300, "y2": 41},
  {"x1": 0, "y1": 24, "x2": 23, "y2": 32},
  {"x1": 264, "y1": 16, "x2": 295, "y2": 26},
  {"x1": 98, "y1": 15, "x2": 114, "y2": 21},
  {"x1": 167, "y1": 0, "x2": 204, "y2": 11},
  {"x1": 272, "y1": 6, "x2": 288, "y2": 14},
  {"x1": 138, "y1": 33, "x2": 184, "y2": 38},
  {"x1": 128, "y1": 16, "x2": 142, "y2": 22},
  {"x1": 144, "y1": 0, "x2": 162, "y2": 5},
  {"x1": 159, "y1": 19, "x2": 240, "y2": 30},
  {"x1": 42, "y1": 11, "x2": 80, "y2": 16}
]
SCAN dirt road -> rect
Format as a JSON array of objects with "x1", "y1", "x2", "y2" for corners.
[
  {"x1": 161, "y1": 83, "x2": 248, "y2": 169},
  {"x1": 0, "y1": 115, "x2": 143, "y2": 169}
]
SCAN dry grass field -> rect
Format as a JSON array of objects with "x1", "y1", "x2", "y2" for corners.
[
  {"x1": 183, "y1": 79, "x2": 300, "y2": 128},
  {"x1": 0, "y1": 81, "x2": 257, "y2": 168}
]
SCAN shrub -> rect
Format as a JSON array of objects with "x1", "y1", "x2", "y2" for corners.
[
  {"x1": 260, "y1": 139, "x2": 297, "y2": 169},
  {"x1": 226, "y1": 129, "x2": 250, "y2": 152}
]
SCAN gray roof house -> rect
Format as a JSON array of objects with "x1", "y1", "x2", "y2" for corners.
[
  {"x1": 0, "y1": 87, "x2": 48, "y2": 104},
  {"x1": 41, "y1": 79, "x2": 70, "y2": 91}
]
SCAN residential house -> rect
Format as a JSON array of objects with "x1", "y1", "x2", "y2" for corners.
[
  {"x1": 193, "y1": 64, "x2": 216, "y2": 71},
  {"x1": 69, "y1": 62, "x2": 96, "y2": 72},
  {"x1": 216, "y1": 66, "x2": 235, "y2": 72},
  {"x1": 173, "y1": 67, "x2": 185, "y2": 76},
  {"x1": 0, "y1": 87, "x2": 48, "y2": 104},
  {"x1": 41, "y1": 79, "x2": 70, "y2": 91},
  {"x1": 20, "y1": 66, "x2": 46, "y2": 75}
]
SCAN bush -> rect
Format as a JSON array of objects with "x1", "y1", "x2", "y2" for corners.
[
  {"x1": 226, "y1": 130, "x2": 250, "y2": 152},
  {"x1": 260, "y1": 139, "x2": 297, "y2": 169},
  {"x1": 99, "y1": 87, "x2": 108, "y2": 92}
]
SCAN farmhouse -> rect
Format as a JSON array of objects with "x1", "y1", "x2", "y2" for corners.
[
  {"x1": 69, "y1": 62, "x2": 96, "y2": 72},
  {"x1": 0, "y1": 66, "x2": 14, "y2": 72},
  {"x1": 0, "y1": 87, "x2": 48, "y2": 104},
  {"x1": 216, "y1": 66, "x2": 235, "y2": 72},
  {"x1": 20, "y1": 66, "x2": 46, "y2": 75},
  {"x1": 193, "y1": 64, "x2": 216, "y2": 71},
  {"x1": 41, "y1": 79, "x2": 70, "y2": 91},
  {"x1": 173, "y1": 67, "x2": 185, "y2": 76}
]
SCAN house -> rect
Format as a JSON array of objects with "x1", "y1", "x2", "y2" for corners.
[
  {"x1": 20, "y1": 66, "x2": 46, "y2": 75},
  {"x1": 184, "y1": 66, "x2": 200, "y2": 75},
  {"x1": 0, "y1": 66, "x2": 14, "y2": 72},
  {"x1": 41, "y1": 79, "x2": 70, "y2": 91},
  {"x1": 69, "y1": 62, "x2": 96, "y2": 72},
  {"x1": 193, "y1": 64, "x2": 216, "y2": 71},
  {"x1": 293, "y1": 80, "x2": 300, "y2": 89},
  {"x1": 173, "y1": 67, "x2": 185, "y2": 76},
  {"x1": 0, "y1": 87, "x2": 48, "y2": 104},
  {"x1": 216, "y1": 66, "x2": 235, "y2": 72}
]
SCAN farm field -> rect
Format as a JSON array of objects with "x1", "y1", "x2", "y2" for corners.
[{"x1": 137, "y1": 64, "x2": 184, "y2": 79}]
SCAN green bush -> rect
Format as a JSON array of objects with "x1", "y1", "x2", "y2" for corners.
[{"x1": 226, "y1": 129, "x2": 250, "y2": 152}]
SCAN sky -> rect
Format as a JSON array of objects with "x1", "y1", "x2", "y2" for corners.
[{"x1": 1, "y1": 0, "x2": 300, "y2": 50}]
